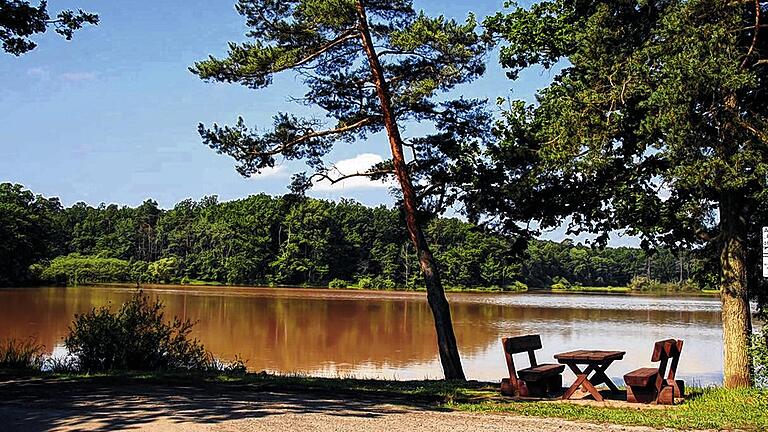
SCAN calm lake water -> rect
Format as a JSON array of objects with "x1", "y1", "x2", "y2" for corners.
[{"x1": 0, "y1": 285, "x2": 724, "y2": 385}]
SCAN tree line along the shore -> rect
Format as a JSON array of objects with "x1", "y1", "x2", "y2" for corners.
[{"x1": 2, "y1": 182, "x2": 704, "y2": 291}]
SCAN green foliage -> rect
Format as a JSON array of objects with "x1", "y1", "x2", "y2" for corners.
[
  {"x1": 4, "y1": 183, "x2": 708, "y2": 291},
  {"x1": 64, "y1": 291, "x2": 212, "y2": 372},
  {"x1": 0, "y1": 183, "x2": 67, "y2": 285},
  {"x1": 356, "y1": 276, "x2": 373, "y2": 289},
  {"x1": 627, "y1": 276, "x2": 699, "y2": 293},
  {"x1": 480, "y1": 0, "x2": 768, "y2": 311},
  {"x1": 191, "y1": 0, "x2": 491, "y2": 219},
  {"x1": 146, "y1": 257, "x2": 178, "y2": 284},
  {"x1": 505, "y1": 281, "x2": 528, "y2": 292},
  {"x1": 753, "y1": 330, "x2": 768, "y2": 388},
  {"x1": 370, "y1": 276, "x2": 396, "y2": 290},
  {"x1": 549, "y1": 276, "x2": 571, "y2": 291},
  {"x1": 328, "y1": 278, "x2": 348, "y2": 289},
  {"x1": 0, "y1": 0, "x2": 98, "y2": 55},
  {"x1": 0, "y1": 338, "x2": 44, "y2": 371},
  {"x1": 40, "y1": 254, "x2": 132, "y2": 286}
]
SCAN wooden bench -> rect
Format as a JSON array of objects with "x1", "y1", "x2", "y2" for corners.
[
  {"x1": 624, "y1": 339, "x2": 685, "y2": 404},
  {"x1": 500, "y1": 335, "x2": 564, "y2": 397}
]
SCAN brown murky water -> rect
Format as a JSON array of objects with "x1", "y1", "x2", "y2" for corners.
[{"x1": 0, "y1": 285, "x2": 724, "y2": 385}]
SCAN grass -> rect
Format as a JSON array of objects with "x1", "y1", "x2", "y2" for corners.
[
  {"x1": 452, "y1": 387, "x2": 768, "y2": 431},
  {"x1": 2, "y1": 369, "x2": 764, "y2": 430},
  {"x1": 0, "y1": 338, "x2": 45, "y2": 371}
]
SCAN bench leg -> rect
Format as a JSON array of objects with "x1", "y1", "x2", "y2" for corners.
[{"x1": 626, "y1": 385, "x2": 657, "y2": 404}]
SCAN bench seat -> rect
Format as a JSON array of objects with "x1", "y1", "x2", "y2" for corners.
[
  {"x1": 518, "y1": 364, "x2": 565, "y2": 382},
  {"x1": 624, "y1": 367, "x2": 659, "y2": 387}
]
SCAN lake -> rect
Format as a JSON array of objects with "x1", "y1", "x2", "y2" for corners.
[{"x1": 0, "y1": 285, "x2": 724, "y2": 385}]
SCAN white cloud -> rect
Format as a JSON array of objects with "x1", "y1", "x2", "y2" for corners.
[
  {"x1": 27, "y1": 67, "x2": 50, "y2": 80},
  {"x1": 60, "y1": 72, "x2": 97, "y2": 82},
  {"x1": 251, "y1": 164, "x2": 287, "y2": 179},
  {"x1": 312, "y1": 153, "x2": 394, "y2": 191}
]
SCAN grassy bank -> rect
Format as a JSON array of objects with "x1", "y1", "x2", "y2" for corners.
[{"x1": 1, "y1": 371, "x2": 764, "y2": 430}]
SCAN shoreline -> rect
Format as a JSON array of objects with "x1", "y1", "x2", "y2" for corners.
[
  {"x1": 67, "y1": 282, "x2": 722, "y2": 299},
  {"x1": 2, "y1": 282, "x2": 722, "y2": 300},
  {"x1": 0, "y1": 371, "x2": 763, "y2": 431}
]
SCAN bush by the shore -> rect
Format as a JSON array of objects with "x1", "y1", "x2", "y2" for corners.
[
  {"x1": 66, "y1": 290, "x2": 225, "y2": 372},
  {"x1": 0, "y1": 291, "x2": 245, "y2": 375}
]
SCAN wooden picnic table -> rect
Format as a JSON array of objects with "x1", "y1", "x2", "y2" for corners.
[{"x1": 554, "y1": 350, "x2": 625, "y2": 401}]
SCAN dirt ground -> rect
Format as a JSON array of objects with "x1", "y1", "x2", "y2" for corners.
[{"x1": 0, "y1": 377, "x2": 701, "y2": 432}]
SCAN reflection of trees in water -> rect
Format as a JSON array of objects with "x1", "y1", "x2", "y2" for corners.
[{"x1": 0, "y1": 287, "x2": 722, "y2": 374}]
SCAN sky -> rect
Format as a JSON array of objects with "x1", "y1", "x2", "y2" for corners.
[{"x1": 0, "y1": 0, "x2": 639, "y2": 247}]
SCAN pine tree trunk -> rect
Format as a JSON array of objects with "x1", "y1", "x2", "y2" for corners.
[
  {"x1": 720, "y1": 193, "x2": 753, "y2": 388},
  {"x1": 354, "y1": 0, "x2": 466, "y2": 380}
]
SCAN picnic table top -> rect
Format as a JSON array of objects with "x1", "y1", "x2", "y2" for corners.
[{"x1": 554, "y1": 350, "x2": 626, "y2": 363}]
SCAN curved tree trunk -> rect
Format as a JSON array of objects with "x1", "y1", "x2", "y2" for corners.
[
  {"x1": 354, "y1": 0, "x2": 466, "y2": 380},
  {"x1": 720, "y1": 193, "x2": 753, "y2": 388}
]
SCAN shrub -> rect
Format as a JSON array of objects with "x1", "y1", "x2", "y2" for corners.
[
  {"x1": 146, "y1": 257, "x2": 179, "y2": 284},
  {"x1": 504, "y1": 281, "x2": 529, "y2": 292},
  {"x1": 371, "y1": 276, "x2": 396, "y2": 290},
  {"x1": 65, "y1": 290, "x2": 212, "y2": 372},
  {"x1": 753, "y1": 330, "x2": 768, "y2": 388},
  {"x1": 356, "y1": 277, "x2": 373, "y2": 289},
  {"x1": 628, "y1": 276, "x2": 700, "y2": 292},
  {"x1": 130, "y1": 260, "x2": 149, "y2": 285},
  {"x1": 549, "y1": 276, "x2": 572, "y2": 290},
  {"x1": 41, "y1": 254, "x2": 132, "y2": 286},
  {"x1": 328, "y1": 278, "x2": 348, "y2": 289},
  {"x1": 0, "y1": 338, "x2": 44, "y2": 371}
]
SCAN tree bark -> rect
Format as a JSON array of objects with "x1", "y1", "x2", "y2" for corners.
[
  {"x1": 354, "y1": 0, "x2": 466, "y2": 380},
  {"x1": 719, "y1": 193, "x2": 753, "y2": 388}
]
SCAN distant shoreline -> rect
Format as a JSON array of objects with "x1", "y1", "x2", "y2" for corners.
[{"x1": 25, "y1": 282, "x2": 721, "y2": 299}]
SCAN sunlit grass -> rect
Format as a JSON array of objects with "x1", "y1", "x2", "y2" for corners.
[{"x1": 451, "y1": 387, "x2": 768, "y2": 431}]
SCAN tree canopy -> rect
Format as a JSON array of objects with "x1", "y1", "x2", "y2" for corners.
[
  {"x1": 0, "y1": 0, "x2": 98, "y2": 55},
  {"x1": 1, "y1": 182, "x2": 698, "y2": 290},
  {"x1": 483, "y1": 0, "x2": 767, "y2": 387}
]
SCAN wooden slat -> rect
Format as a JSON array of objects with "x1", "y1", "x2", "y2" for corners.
[
  {"x1": 554, "y1": 350, "x2": 585, "y2": 360},
  {"x1": 556, "y1": 350, "x2": 625, "y2": 362},
  {"x1": 651, "y1": 339, "x2": 678, "y2": 362},
  {"x1": 624, "y1": 367, "x2": 659, "y2": 387},
  {"x1": 503, "y1": 335, "x2": 542, "y2": 354}
]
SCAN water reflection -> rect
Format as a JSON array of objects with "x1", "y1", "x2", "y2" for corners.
[{"x1": 0, "y1": 286, "x2": 724, "y2": 384}]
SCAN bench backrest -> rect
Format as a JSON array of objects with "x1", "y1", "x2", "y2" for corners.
[
  {"x1": 502, "y1": 335, "x2": 542, "y2": 380},
  {"x1": 651, "y1": 339, "x2": 684, "y2": 382},
  {"x1": 503, "y1": 335, "x2": 543, "y2": 354}
]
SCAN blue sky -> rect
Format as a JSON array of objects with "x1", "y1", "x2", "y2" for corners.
[{"x1": 0, "y1": 0, "x2": 639, "y2": 246}]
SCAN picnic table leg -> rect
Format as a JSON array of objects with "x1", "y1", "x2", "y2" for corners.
[
  {"x1": 580, "y1": 375, "x2": 604, "y2": 402},
  {"x1": 563, "y1": 364, "x2": 599, "y2": 400},
  {"x1": 589, "y1": 361, "x2": 620, "y2": 393}
]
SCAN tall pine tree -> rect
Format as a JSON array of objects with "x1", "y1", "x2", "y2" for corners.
[{"x1": 191, "y1": 0, "x2": 491, "y2": 380}]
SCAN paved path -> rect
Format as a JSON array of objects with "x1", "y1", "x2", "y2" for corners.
[{"x1": 0, "y1": 378, "x2": 700, "y2": 432}]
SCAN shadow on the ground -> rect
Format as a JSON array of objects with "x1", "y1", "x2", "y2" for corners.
[{"x1": 0, "y1": 376, "x2": 445, "y2": 432}]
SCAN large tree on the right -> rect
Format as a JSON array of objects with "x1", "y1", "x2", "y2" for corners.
[{"x1": 484, "y1": 0, "x2": 767, "y2": 388}]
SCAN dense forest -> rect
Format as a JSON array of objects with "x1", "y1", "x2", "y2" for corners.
[{"x1": 1, "y1": 183, "x2": 701, "y2": 290}]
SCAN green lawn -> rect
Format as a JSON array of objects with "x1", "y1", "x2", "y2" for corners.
[{"x1": 452, "y1": 387, "x2": 768, "y2": 431}]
